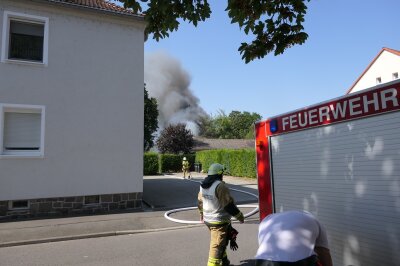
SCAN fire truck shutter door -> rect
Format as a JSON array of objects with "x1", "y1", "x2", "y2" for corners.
[{"x1": 270, "y1": 111, "x2": 400, "y2": 266}]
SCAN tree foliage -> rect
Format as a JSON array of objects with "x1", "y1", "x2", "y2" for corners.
[
  {"x1": 198, "y1": 110, "x2": 261, "y2": 139},
  {"x1": 156, "y1": 123, "x2": 194, "y2": 154},
  {"x1": 144, "y1": 85, "x2": 159, "y2": 151},
  {"x1": 119, "y1": 0, "x2": 310, "y2": 63},
  {"x1": 229, "y1": 111, "x2": 261, "y2": 139}
]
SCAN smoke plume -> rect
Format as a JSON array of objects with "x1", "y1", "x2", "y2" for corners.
[{"x1": 144, "y1": 52, "x2": 207, "y2": 135}]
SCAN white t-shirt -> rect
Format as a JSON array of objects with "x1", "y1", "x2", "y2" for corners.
[{"x1": 255, "y1": 211, "x2": 329, "y2": 262}]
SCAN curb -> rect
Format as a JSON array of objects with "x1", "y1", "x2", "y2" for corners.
[
  {"x1": 0, "y1": 232, "x2": 116, "y2": 248},
  {"x1": 0, "y1": 224, "x2": 203, "y2": 248},
  {"x1": 0, "y1": 219, "x2": 260, "y2": 248}
]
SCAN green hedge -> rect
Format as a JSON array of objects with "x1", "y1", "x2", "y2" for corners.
[
  {"x1": 144, "y1": 152, "x2": 159, "y2": 175},
  {"x1": 195, "y1": 149, "x2": 256, "y2": 178},
  {"x1": 144, "y1": 150, "x2": 256, "y2": 177},
  {"x1": 159, "y1": 154, "x2": 196, "y2": 173}
]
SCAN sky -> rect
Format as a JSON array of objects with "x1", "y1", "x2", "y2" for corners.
[{"x1": 143, "y1": 0, "x2": 400, "y2": 121}]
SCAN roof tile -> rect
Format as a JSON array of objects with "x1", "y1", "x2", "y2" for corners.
[
  {"x1": 193, "y1": 137, "x2": 254, "y2": 151},
  {"x1": 45, "y1": 0, "x2": 143, "y2": 17}
]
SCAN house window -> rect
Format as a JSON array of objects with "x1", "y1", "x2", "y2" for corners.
[
  {"x1": 8, "y1": 200, "x2": 29, "y2": 210},
  {"x1": 0, "y1": 104, "x2": 45, "y2": 158},
  {"x1": 393, "y1": 72, "x2": 399, "y2": 80},
  {"x1": 9, "y1": 20, "x2": 44, "y2": 61},
  {"x1": 1, "y1": 11, "x2": 49, "y2": 65},
  {"x1": 376, "y1": 77, "x2": 381, "y2": 84}
]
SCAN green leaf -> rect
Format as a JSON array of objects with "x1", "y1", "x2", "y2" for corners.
[{"x1": 119, "y1": 0, "x2": 311, "y2": 63}]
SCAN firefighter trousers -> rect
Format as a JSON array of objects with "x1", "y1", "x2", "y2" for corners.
[
  {"x1": 183, "y1": 169, "x2": 190, "y2": 178},
  {"x1": 206, "y1": 223, "x2": 230, "y2": 266}
]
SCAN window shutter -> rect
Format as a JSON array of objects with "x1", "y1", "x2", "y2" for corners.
[
  {"x1": 10, "y1": 20, "x2": 44, "y2": 37},
  {"x1": 3, "y1": 112, "x2": 41, "y2": 150}
]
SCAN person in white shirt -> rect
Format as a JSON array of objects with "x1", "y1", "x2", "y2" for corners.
[{"x1": 255, "y1": 210, "x2": 333, "y2": 266}]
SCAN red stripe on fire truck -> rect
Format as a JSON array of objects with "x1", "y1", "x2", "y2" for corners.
[{"x1": 272, "y1": 83, "x2": 400, "y2": 134}]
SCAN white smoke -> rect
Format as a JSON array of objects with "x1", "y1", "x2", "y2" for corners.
[{"x1": 144, "y1": 52, "x2": 207, "y2": 135}]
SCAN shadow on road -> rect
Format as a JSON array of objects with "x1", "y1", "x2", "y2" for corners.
[{"x1": 236, "y1": 259, "x2": 256, "y2": 265}]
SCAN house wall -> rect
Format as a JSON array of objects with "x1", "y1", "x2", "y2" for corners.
[
  {"x1": 351, "y1": 51, "x2": 400, "y2": 93},
  {"x1": 0, "y1": 1, "x2": 145, "y2": 216}
]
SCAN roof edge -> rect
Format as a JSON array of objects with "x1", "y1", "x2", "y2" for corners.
[
  {"x1": 383, "y1": 47, "x2": 400, "y2": 56},
  {"x1": 32, "y1": 0, "x2": 145, "y2": 21}
]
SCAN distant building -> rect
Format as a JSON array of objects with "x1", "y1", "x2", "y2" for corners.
[
  {"x1": 347, "y1": 47, "x2": 400, "y2": 94},
  {"x1": 0, "y1": 0, "x2": 145, "y2": 219},
  {"x1": 193, "y1": 137, "x2": 254, "y2": 152}
]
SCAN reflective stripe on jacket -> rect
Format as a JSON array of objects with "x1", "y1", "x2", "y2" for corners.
[{"x1": 201, "y1": 180, "x2": 231, "y2": 224}]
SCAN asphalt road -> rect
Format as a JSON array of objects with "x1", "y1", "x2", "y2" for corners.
[
  {"x1": 0, "y1": 223, "x2": 259, "y2": 266},
  {"x1": 143, "y1": 175, "x2": 259, "y2": 210}
]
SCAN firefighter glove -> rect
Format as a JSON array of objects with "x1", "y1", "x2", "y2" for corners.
[
  {"x1": 229, "y1": 226, "x2": 239, "y2": 251},
  {"x1": 236, "y1": 212, "x2": 244, "y2": 223}
]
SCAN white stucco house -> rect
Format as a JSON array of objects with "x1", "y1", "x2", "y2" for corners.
[
  {"x1": 0, "y1": 0, "x2": 146, "y2": 218},
  {"x1": 347, "y1": 47, "x2": 400, "y2": 94}
]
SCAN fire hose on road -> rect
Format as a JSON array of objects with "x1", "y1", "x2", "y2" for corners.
[{"x1": 164, "y1": 177, "x2": 259, "y2": 224}]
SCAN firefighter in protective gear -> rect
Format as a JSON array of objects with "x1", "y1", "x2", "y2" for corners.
[
  {"x1": 198, "y1": 163, "x2": 244, "y2": 266},
  {"x1": 182, "y1": 157, "x2": 191, "y2": 179}
]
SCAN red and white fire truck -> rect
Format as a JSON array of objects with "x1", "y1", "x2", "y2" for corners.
[{"x1": 255, "y1": 79, "x2": 400, "y2": 266}]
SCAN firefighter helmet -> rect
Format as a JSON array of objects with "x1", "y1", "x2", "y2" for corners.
[{"x1": 208, "y1": 163, "x2": 225, "y2": 176}]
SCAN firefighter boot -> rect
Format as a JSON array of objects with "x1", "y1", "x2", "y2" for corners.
[{"x1": 222, "y1": 257, "x2": 230, "y2": 266}]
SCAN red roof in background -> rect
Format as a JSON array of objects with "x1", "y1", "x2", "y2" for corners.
[
  {"x1": 346, "y1": 47, "x2": 400, "y2": 94},
  {"x1": 44, "y1": 0, "x2": 144, "y2": 18}
]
